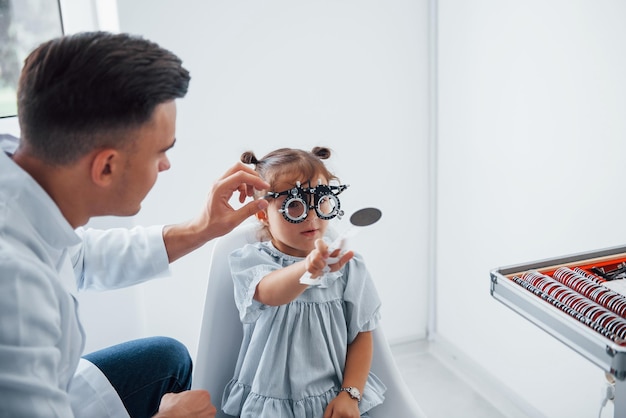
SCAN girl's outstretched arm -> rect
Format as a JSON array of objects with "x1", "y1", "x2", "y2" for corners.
[
  {"x1": 253, "y1": 260, "x2": 310, "y2": 306},
  {"x1": 254, "y1": 238, "x2": 353, "y2": 306},
  {"x1": 324, "y1": 331, "x2": 373, "y2": 418}
]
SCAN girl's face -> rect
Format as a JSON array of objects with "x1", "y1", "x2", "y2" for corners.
[{"x1": 260, "y1": 173, "x2": 330, "y2": 257}]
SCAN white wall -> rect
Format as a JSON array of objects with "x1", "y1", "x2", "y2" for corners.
[
  {"x1": 111, "y1": 0, "x2": 431, "y2": 358},
  {"x1": 437, "y1": 1, "x2": 626, "y2": 417}
]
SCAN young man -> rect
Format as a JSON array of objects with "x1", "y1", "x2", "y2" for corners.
[{"x1": 0, "y1": 31, "x2": 269, "y2": 417}]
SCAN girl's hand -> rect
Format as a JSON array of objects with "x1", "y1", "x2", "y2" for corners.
[
  {"x1": 304, "y1": 239, "x2": 328, "y2": 278},
  {"x1": 327, "y1": 246, "x2": 354, "y2": 273},
  {"x1": 323, "y1": 392, "x2": 360, "y2": 418},
  {"x1": 305, "y1": 239, "x2": 354, "y2": 278}
]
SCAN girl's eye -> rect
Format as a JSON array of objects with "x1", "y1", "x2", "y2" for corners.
[
  {"x1": 287, "y1": 200, "x2": 306, "y2": 217},
  {"x1": 317, "y1": 195, "x2": 337, "y2": 216}
]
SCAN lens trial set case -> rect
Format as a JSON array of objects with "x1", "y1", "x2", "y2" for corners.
[{"x1": 490, "y1": 244, "x2": 626, "y2": 417}]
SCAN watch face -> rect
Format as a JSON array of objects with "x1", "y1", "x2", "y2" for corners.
[{"x1": 343, "y1": 387, "x2": 361, "y2": 400}]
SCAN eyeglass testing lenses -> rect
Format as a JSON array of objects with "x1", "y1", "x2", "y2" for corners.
[
  {"x1": 279, "y1": 193, "x2": 342, "y2": 223},
  {"x1": 270, "y1": 181, "x2": 347, "y2": 224},
  {"x1": 316, "y1": 193, "x2": 340, "y2": 219},
  {"x1": 281, "y1": 197, "x2": 309, "y2": 222}
]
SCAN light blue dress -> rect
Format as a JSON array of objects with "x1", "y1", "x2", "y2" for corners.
[{"x1": 222, "y1": 240, "x2": 386, "y2": 417}]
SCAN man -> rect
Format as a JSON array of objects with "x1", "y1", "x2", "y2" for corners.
[{"x1": 0, "y1": 31, "x2": 269, "y2": 417}]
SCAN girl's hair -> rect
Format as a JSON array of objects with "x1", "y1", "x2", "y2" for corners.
[{"x1": 241, "y1": 147, "x2": 339, "y2": 194}]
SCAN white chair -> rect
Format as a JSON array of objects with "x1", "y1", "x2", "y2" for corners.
[{"x1": 193, "y1": 222, "x2": 427, "y2": 418}]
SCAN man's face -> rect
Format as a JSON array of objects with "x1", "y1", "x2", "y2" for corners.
[{"x1": 113, "y1": 101, "x2": 177, "y2": 216}]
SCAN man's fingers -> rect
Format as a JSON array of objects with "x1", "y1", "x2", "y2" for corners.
[
  {"x1": 231, "y1": 200, "x2": 268, "y2": 225},
  {"x1": 217, "y1": 163, "x2": 269, "y2": 192}
]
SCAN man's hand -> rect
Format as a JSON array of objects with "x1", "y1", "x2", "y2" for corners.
[
  {"x1": 153, "y1": 390, "x2": 217, "y2": 418},
  {"x1": 197, "y1": 161, "x2": 270, "y2": 239},
  {"x1": 163, "y1": 162, "x2": 269, "y2": 262}
]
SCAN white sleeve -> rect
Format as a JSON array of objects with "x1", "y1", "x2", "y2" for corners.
[
  {"x1": 69, "y1": 359, "x2": 130, "y2": 418},
  {"x1": 71, "y1": 225, "x2": 171, "y2": 291}
]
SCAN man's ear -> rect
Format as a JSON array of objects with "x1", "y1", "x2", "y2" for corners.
[{"x1": 90, "y1": 149, "x2": 119, "y2": 187}]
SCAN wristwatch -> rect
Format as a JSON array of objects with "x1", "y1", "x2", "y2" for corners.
[{"x1": 340, "y1": 386, "x2": 362, "y2": 402}]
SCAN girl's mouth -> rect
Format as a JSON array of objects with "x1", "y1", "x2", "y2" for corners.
[{"x1": 301, "y1": 228, "x2": 318, "y2": 237}]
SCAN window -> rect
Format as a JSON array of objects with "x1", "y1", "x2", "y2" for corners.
[{"x1": 0, "y1": 0, "x2": 63, "y2": 118}]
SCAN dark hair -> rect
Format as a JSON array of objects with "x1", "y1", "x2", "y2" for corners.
[
  {"x1": 241, "y1": 147, "x2": 338, "y2": 195},
  {"x1": 17, "y1": 31, "x2": 191, "y2": 165}
]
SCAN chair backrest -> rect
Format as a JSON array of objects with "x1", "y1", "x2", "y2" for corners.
[{"x1": 192, "y1": 222, "x2": 426, "y2": 418}]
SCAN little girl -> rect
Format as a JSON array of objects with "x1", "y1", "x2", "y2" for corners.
[{"x1": 221, "y1": 147, "x2": 386, "y2": 418}]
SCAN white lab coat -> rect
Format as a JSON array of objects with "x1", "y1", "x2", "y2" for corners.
[{"x1": 0, "y1": 142, "x2": 171, "y2": 417}]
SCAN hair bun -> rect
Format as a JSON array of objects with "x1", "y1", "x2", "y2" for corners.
[
  {"x1": 311, "y1": 146, "x2": 331, "y2": 160},
  {"x1": 240, "y1": 151, "x2": 259, "y2": 165}
]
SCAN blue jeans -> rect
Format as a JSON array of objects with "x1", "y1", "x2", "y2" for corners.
[{"x1": 83, "y1": 336, "x2": 192, "y2": 418}]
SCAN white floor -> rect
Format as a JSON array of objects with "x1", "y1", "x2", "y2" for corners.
[{"x1": 390, "y1": 339, "x2": 521, "y2": 418}]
